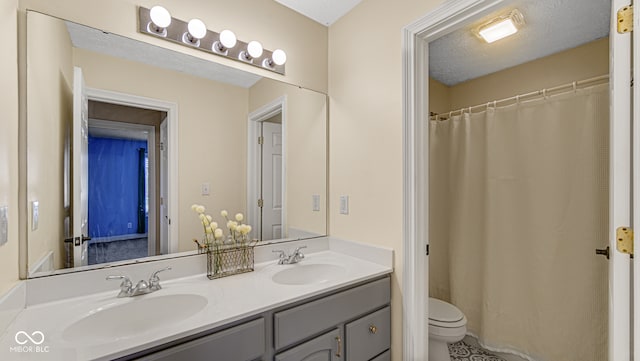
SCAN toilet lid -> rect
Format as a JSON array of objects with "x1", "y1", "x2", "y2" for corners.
[{"x1": 429, "y1": 298, "x2": 465, "y2": 326}]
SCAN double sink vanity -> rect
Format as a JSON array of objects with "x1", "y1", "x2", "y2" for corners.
[{"x1": 0, "y1": 238, "x2": 393, "y2": 361}]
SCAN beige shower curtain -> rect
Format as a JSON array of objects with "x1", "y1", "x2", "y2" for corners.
[{"x1": 429, "y1": 83, "x2": 609, "y2": 361}]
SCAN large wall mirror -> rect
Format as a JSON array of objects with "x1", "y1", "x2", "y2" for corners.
[{"x1": 26, "y1": 11, "x2": 328, "y2": 277}]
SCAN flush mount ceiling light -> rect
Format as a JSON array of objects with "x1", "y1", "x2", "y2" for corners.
[
  {"x1": 147, "y1": 5, "x2": 171, "y2": 36},
  {"x1": 477, "y1": 9, "x2": 525, "y2": 43},
  {"x1": 138, "y1": 6, "x2": 287, "y2": 74}
]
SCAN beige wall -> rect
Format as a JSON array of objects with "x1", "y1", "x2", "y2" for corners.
[
  {"x1": 428, "y1": 77, "x2": 450, "y2": 115},
  {"x1": 26, "y1": 11, "x2": 73, "y2": 272},
  {"x1": 249, "y1": 78, "x2": 327, "y2": 237},
  {"x1": 429, "y1": 37, "x2": 609, "y2": 113},
  {"x1": 19, "y1": 0, "x2": 327, "y2": 93},
  {"x1": 329, "y1": 1, "x2": 445, "y2": 359},
  {"x1": 0, "y1": 0, "x2": 20, "y2": 295},
  {"x1": 73, "y1": 48, "x2": 248, "y2": 252}
]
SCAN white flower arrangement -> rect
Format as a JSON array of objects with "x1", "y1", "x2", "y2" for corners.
[{"x1": 191, "y1": 204, "x2": 258, "y2": 252}]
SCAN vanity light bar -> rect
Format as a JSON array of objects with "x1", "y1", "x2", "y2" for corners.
[{"x1": 138, "y1": 6, "x2": 286, "y2": 75}]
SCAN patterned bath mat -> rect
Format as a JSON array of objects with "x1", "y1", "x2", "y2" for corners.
[{"x1": 448, "y1": 341, "x2": 507, "y2": 361}]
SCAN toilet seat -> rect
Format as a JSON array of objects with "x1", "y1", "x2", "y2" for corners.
[{"x1": 428, "y1": 298, "x2": 467, "y2": 328}]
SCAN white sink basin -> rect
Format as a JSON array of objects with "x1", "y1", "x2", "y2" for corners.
[
  {"x1": 272, "y1": 264, "x2": 346, "y2": 285},
  {"x1": 63, "y1": 294, "x2": 208, "y2": 343}
]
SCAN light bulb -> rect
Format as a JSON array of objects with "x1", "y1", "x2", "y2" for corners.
[
  {"x1": 187, "y1": 19, "x2": 207, "y2": 39},
  {"x1": 272, "y1": 49, "x2": 287, "y2": 66},
  {"x1": 219, "y1": 30, "x2": 237, "y2": 49},
  {"x1": 247, "y1": 41, "x2": 263, "y2": 59},
  {"x1": 149, "y1": 6, "x2": 171, "y2": 28}
]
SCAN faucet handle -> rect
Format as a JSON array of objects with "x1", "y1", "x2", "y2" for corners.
[
  {"x1": 293, "y1": 246, "x2": 306, "y2": 261},
  {"x1": 272, "y1": 249, "x2": 286, "y2": 264},
  {"x1": 106, "y1": 275, "x2": 132, "y2": 297},
  {"x1": 149, "y1": 266, "x2": 172, "y2": 291}
]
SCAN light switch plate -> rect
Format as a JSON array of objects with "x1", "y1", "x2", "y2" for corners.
[
  {"x1": 312, "y1": 195, "x2": 320, "y2": 212},
  {"x1": 201, "y1": 182, "x2": 210, "y2": 196},
  {"x1": 31, "y1": 201, "x2": 39, "y2": 231},
  {"x1": 339, "y1": 195, "x2": 349, "y2": 215},
  {"x1": 0, "y1": 206, "x2": 7, "y2": 246}
]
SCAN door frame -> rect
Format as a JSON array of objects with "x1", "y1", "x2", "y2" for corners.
[
  {"x1": 403, "y1": 1, "x2": 630, "y2": 360},
  {"x1": 85, "y1": 87, "x2": 179, "y2": 254},
  {"x1": 247, "y1": 96, "x2": 287, "y2": 241},
  {"x1": 402, "y1": 0, "x2": 600, "y2": 359}
]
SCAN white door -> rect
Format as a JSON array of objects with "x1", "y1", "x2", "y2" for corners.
[
  {"x1": 160, "y1": 117, "x2": 169, "y2": 254},
  {"x1": 630, "y1": 0, "x2": 640, "y2": 356},
  {"x1": 72, "y1": 67, "x2": 89, "y2": 267},
  {"x1": 611, "y1": 0, "x2": 633, "y2": 359},
  {"x1": 261, "y1": 121, "x2": 283, "y2": 241}
]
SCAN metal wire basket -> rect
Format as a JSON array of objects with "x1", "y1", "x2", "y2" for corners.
[{"x1": 206, "y1": 244, "x2": 255, "y2": 279}]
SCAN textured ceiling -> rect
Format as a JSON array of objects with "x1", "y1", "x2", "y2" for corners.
[
  {"x1": 273, "y1": 0, "x2": 363, "y2": 26},
  {"x1": 66, "y1": 21, "x2": 262, "y2": 89},
  {"x1": 429, "y1": 0, "x2": 611, "y2": 86}
]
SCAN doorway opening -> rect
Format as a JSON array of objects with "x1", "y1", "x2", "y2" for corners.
[
  {"x1": 402, "y1": 0, "x2": 617, "y2": 360},
  {"x1": 86, "y1": 101, "x2": 166, "y2": 264}
]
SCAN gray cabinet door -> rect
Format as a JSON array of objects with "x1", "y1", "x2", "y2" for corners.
[
  {"x1": 136, "y1": 318, "x2": 265, "y2": 361},
  {"x1": 275, "y1": 328, "x2": 342, "y2": 361}
]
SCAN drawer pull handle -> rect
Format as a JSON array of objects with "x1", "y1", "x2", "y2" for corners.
[
  {"x1": 369, "y1": 325, "x2": 378, "y2": 334},
  {"x1": 335, "y1": 336, "x2": 342, "y2": 357}
]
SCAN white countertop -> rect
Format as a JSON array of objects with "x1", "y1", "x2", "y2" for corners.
[{"x1": 0, "y1": 249, "x2": 392, "y2": 360}]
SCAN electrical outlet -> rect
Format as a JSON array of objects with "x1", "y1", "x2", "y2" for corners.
[
  {"x1": 312, "y1": 195, "x2": 320, "y2": 212},
  {"x1": 31, "y1": 201, "x2": 39, "y2": 231},
  {"x1": 127, "y1": 222, "x2": 133, "y2": 229},
  {"x1": 0, "y1": 206, "x2": 7, "y2": 246},
  {"x1": 339, "y1": 195, "x2": 349, "y2": 215},
  {"x1": 201, "y1": 182, "x2": 210, "y2": 196}
]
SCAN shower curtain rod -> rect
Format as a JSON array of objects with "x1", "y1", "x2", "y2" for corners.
[{"x1": 429, "y1": 74, "x2": 609, "y2": 120}]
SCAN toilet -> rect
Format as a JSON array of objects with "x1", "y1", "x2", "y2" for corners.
[{"x1": 429, "y1": 297, "x2": 467, "y2": 361}]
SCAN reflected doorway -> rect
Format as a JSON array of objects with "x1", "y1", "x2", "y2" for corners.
[
  {"x1": 248, "y1": 96, "x2": 287, "y2": 242},
  {"x1": 86, "y1": 100, "x2": 167, "y2": 264}
]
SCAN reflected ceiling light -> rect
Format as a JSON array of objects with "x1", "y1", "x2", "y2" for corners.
[
  {"x1": 148, "y1": 5, "x2": 171, "y2": 36},
  {"x1": 477, "y1": 9, "x2": 525, "y2": 43},
  {"x1": 240, "y1": 40, "x2": 263, "y2": 62},
  {"x1": 183, "y1": 18, "x2": 207, "y2": 46},
  {"x1": 213, "y1": 29, "x2": 237, "y2": 54},
  {"x1": 263, "y1": 49, "x2": 287, "y2": 68}
]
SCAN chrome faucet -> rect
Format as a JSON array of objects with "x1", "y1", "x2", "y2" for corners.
[
  {"x1": 273, "y1": 246, "x2": 307, "y2": 265},
  {"x1": 106, "y1": 266, "x2": 172, "y2": 297}
]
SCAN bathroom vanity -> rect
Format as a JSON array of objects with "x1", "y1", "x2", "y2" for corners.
[
  {"x1": 132, "y1": 277, "x2": 390, "y2": 361},
  {"x1": 0, "y1": 241, "x2": 393, "y2": 361}
]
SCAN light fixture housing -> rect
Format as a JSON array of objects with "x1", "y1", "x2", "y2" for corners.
[
  {"x1": 183, "y1": 18, "x2": 207, "y2": 46},
  {"x1": 213, "y1": 29, "x2": 237, "y2": 54},
  {"x1": 148, "y1": 5, "x2": 171, "y2": 36},
  {"x1": 240, "y1": 41, "x2": 263, "y2": 62},
  {"x1": 477, "y1": 9, "x2": 525, "y2": 43},
  {"x1": 263, "y1": 49, "x2": 287, "y2": 68},
  {"x1": 138, "y1": 7, "x2": 286, "y2": 75}
]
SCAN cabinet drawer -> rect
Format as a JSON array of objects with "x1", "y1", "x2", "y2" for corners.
[
  {"x1": 274, "y1": 277, "x2": 390, "y2": 350},
  {"x1": 370, "y1": 349, "x2": 391, "y2": 361},
  {"x1": 137, "y1": 318, "x2": 265, "y2": 361},
  {"x1": 346, "y1": 306, "x2": 390, "y2": 361}
]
